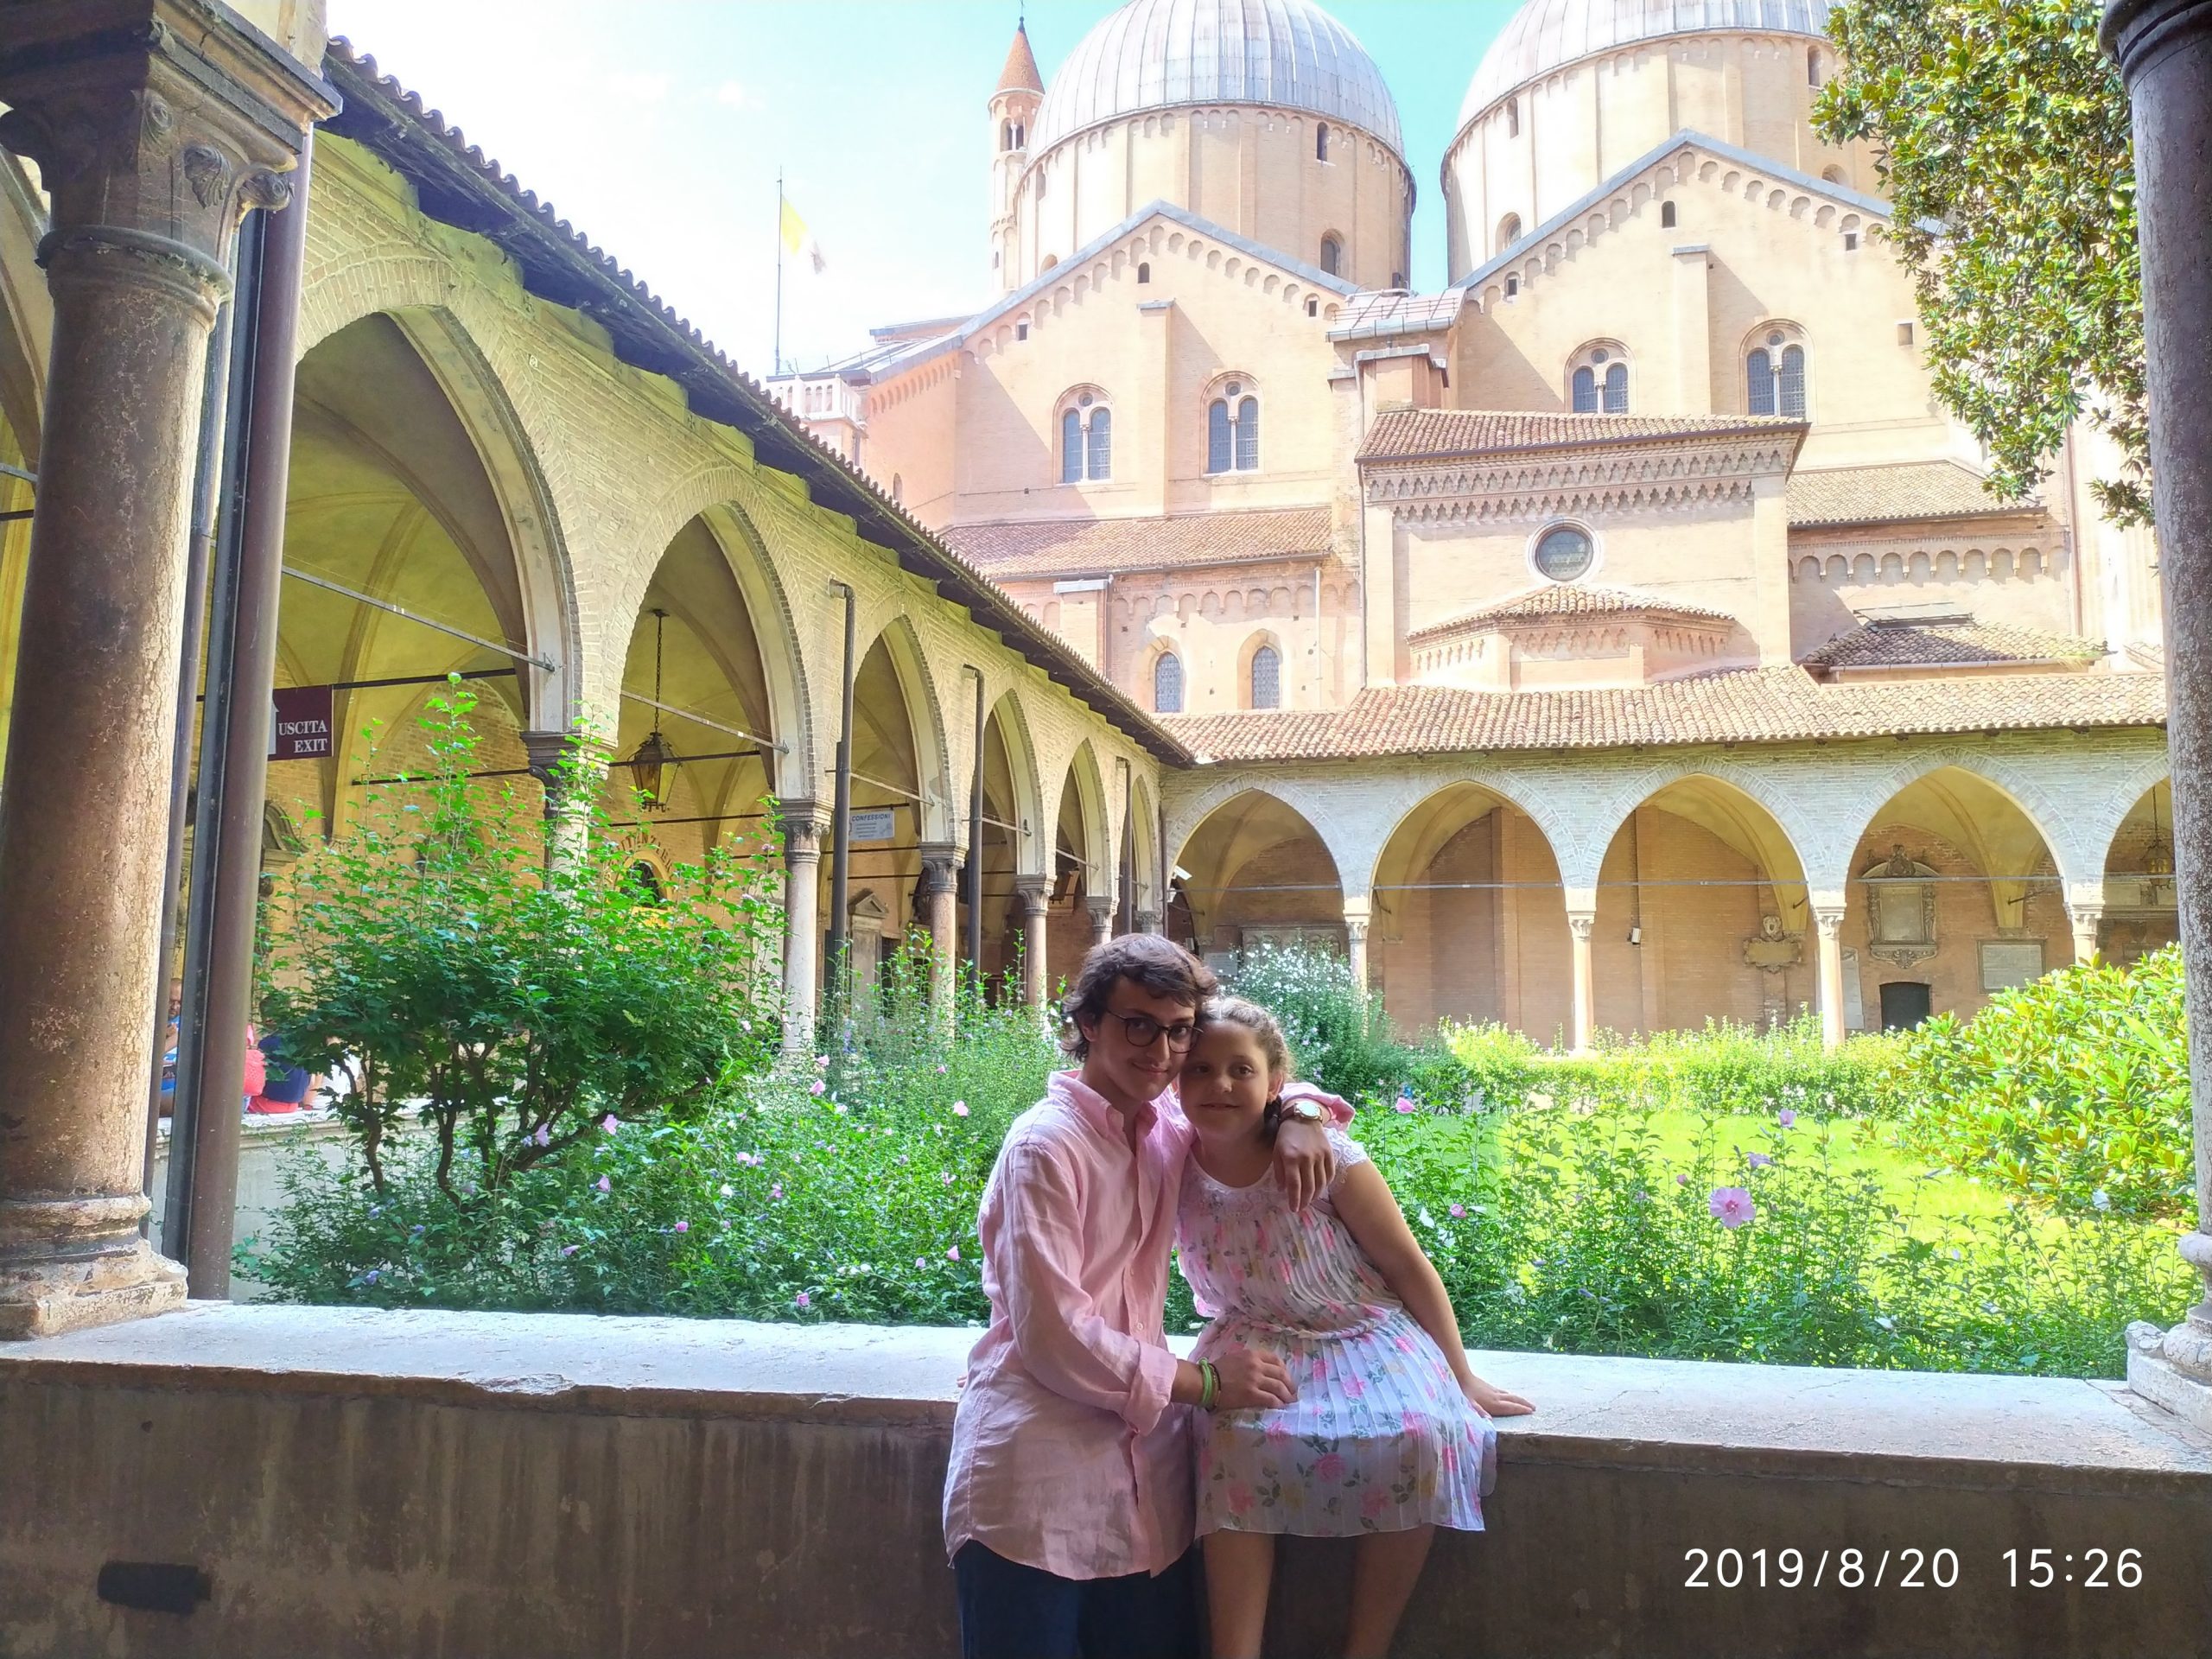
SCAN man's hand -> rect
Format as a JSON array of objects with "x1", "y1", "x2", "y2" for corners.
[
  {"x1": 1211, "y1": 1346, "x2": 1297, "y2": 1412},
  {"x1": 1271, "y1": 1117, "x2": 1337, "y2": 1210}
]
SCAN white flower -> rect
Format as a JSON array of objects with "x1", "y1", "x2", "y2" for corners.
[{"x1": 2091, "y1": 1188, "x2": 2112, "y2": 1212}]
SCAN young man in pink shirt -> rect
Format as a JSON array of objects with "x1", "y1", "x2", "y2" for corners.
[{"x1": 944, "y1": 935, "x2": 1343, "y2": 1659}]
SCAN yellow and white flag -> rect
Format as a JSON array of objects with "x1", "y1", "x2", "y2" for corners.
[{"x1": 780, "y1": 196, "x2": 827, "y2": 275}]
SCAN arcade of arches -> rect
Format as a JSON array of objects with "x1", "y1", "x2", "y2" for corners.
[{"x1": 1167, "y1": 750, "x2": 2177, "y2": 1050}]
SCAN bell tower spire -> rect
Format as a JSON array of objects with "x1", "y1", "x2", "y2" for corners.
[{"x1": 988, "y1": 17, "x2": 1044, "y2": 292}]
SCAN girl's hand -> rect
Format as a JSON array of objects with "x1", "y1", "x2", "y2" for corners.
[
  {"x1": 1270, "y1": 1119, "x2": 1336, "y2": 1211},
  {"x1": 1465, "y1": 1376, "x2": 1535, "y2": 1417}
]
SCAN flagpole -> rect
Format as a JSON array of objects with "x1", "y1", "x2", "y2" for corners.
[{"x1": 774, "y1": 168, "x2": 785, "y2": 378}]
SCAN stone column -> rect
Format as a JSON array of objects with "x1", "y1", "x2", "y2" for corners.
[
  {"x1": 778, "y1": 804, "x2": 825, "y2": 1055},
  {"x1": 1133, "y1": 908, "x2": 1161, "y2": 937},
  {"x1": 0, "y1": 9, "x2": 331, "y2": 1338},
  {"x1": 1814, "y1": 905, "x2": 1848, "y2": 1052},
  {"x1": 1014, "y1": 876, "x2": 1052, "y2": 1007},
  {"x1": 2068, "y1": 902, "x2": 2107, "y2": 968},
  {"x1": 522, "y1": 728, "x2": 600, "y2": 865},
  {"x1": 1567, "y1": 910, "x2": 1597, "y2": 1054},
  {"x1": 1344, "y1": 897, "x2": 1372, "y2": 996},
  {"x1": 1086, "y1": 896, "x2": 1114, "y2": 949},
  {"x1": 918, "y1": 843, "x2": 960, "y2": 1027},
  {"x1": 2105, "y1": 0, "x2": 2212, "y2": 1434}
]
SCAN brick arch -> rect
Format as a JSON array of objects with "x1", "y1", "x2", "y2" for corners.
[
  {"x1": 2095, "y1": 754, "x2": 2176, "y2": 875},
  {"x1": 1815, "y1": 747, "x2": 2082, "y2": 893},
  {"x1": 619, "y1": 467, "x2": 817, "y2": 801},
  {"x1": 985, "y1": 685, "x2": 1050, "y2": 880},
  {"x1": 854, "y1": 608, "x2": 957, "y2": 846},
  {"x1": 1363, "y1": 774, "x2": 1568, "y2": 900},
  {"x1": 1556, "y1": 758, "x2": 1819, "y2": 898}
]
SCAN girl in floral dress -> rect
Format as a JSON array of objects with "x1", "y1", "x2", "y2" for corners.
[{"x1": 1179, "y1": 997, "x2": 1535, "y2": 1659}]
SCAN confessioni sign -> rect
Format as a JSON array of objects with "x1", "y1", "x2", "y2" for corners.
[{"x1": 270, "y1": 686, "x2": 334, "y2": 761}]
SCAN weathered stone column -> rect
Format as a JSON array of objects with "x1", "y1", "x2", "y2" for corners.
[
  {"x1": 2068, "y1": 901, "x2": 2107, "y2": 968},
  {"x1": 918, "y1": 842, "x2": 960, "y2": 1027},
  {"x1": 1344, "y1": 897, "x2": 1372, "y2": 996},
  {"x1": 0, "y1": 6, "x2": 331, "y2": 1338},
  {"x1": 1086, "y1": 896, "x2": 1114, "y2": 949},
  {"x1": 1133, "y1": 907, "x2": 1161, "y2": 937},
  {"x1": 778, "y1": 804, "x2": 825, "y2": 1055},
  {"x1": 1567, "y1": 910, "x2": 1597, "y2": 1054},
  {"x1": 1814, "y1": 904, "x2": 1848, "y2": 1052},
  {"x1": 2106, "y1": 0, "x2": 2212, "y2": 1433},
  {"x1": 1014, "y1": 876, "x2": 1051, "y2": 1007}
]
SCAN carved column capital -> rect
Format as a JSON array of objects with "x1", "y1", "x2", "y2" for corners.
[
  {"x1": 917, "y1": 842, "x2": 960, "y2": 897},
  {"x1": 1085, "y1": 896, "x2": 1114, "y2": 944},
  {"x1": 1567, "y1": 912, "x2": 1597, "y2": 943},
  {"x1": 0, "y1": 3, "x2": 338, "y2": 284},
  {"x1": 1013, "y1": 874, "x2": 1051, "y2": 919},
  {"x1": 1813, "y1": 906, "x2": 1847, "y2": 941},
  {"x1": 776, "y1": 799, "x2": 825, "y2": 866}
]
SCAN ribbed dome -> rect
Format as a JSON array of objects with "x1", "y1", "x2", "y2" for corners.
[
  {"x1": 1032, "y1": 0, "x2": 1404, "y2": 161},
  {"x1": 1460, "y1": 0, "x2": 1831, "y2": 126}
]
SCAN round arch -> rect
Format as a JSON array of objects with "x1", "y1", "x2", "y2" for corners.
[
  {"x1": 1175, "y1": 788, "x2": 1344, "y2": 967},
  {"x1": 1369, "y1": 780, "x2": 1568, "y2": 1039},
  {"x1": 855, "y1": 612, "x2": 956, "y2": 845},
  {"x1": 986, "y1": 688, "x2": 1049, "y2": 879},
  {"x1": 2097, "y1": 776, "x2": 2179, "y2": 966}
]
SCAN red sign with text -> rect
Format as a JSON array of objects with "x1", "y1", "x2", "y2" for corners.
[{"x1": 270, "y1": 685, "x2": 334, "y2": 761}]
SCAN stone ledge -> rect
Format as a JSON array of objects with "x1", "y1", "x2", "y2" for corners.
[{"x1": 6, "y1": 1301, "x2": 2209, "y2": 1495}]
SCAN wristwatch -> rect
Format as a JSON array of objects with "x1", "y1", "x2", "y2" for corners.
[{"x1": 1275, "y1": 1097, "x2": 1326, "y2": 1128}]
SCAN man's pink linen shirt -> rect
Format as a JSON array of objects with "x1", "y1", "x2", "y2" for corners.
[{"x1": 943, "y1": 1070, "x2": 1192, "y2": 1580}]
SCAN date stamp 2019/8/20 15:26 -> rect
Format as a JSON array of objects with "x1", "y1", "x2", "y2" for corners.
[{"x1": 1681, "y1": 1547, "x2": 2145, "y2": 1592}]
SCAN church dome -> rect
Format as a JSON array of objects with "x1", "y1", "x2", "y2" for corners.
[
  {"x1": 1032, "y1": 0, "x2": 1404, "y2": 161},
  {"x1": 1459, "y1": 0, "x2": 1832, "y2": 125}
]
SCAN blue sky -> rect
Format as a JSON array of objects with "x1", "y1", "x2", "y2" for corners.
[{"x1": 325, "y1": 2, "x2": 1522, "y2": 374}]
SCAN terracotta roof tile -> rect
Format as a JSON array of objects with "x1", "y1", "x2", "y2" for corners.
[
  {"x1": 1409, "y1": 583, "x2": 1733, "y2": 641},
  {"x1": 1163, "y1": 668, "x2": 2164, "y2": 761},
  {"x1": 944, "y1": 508, "x2": 1332, "y2": 579},
  {"x1": 1789, "y1": 461, "x2": 2036, "y2": 527},
  {"x1": 1807, "y1": 619, "x2": 2101, "y2": 670},
  {"x1": 997, "y1": 22, "x2": 1045, "y2": 95},
  {"x1": 1358, "y1": 407, "x2": 1803, "y2": 463}
]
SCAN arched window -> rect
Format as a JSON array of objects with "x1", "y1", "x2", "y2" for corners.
[
  {"x1": 1747, "y1": 327, "x2": 1808, "y2": 418},
  {"x1": 1154, "y1": 652, "x2": 1184, "y2": 714},
  {"x1": 1014, "y1": 122, "x2": 1025, "y2": 148},
  {"x1": 1086, "y1": 406, "x2": 1112, "y2": 479},
  {"x1": 1206, "y1": 380, "x2": 1260, "y2": 474},
  {"x1": 1249, "y1": 644, "x2": 1281, "y2": 709},
  {"x1": 890, "y1": 473, "x2": 904, "y2": 505},
  {"x1": 1060, "y1": 407, "x2": 1084, "y2": 482},
  {"x1": 1497, "y1": 213, "x2": 1522, "y2": 253},
  {"x1": 1660, "y1": 200, "x2": 1677, "y2": 228},
  {"x1": 1821, "y1": 165, "x2": 1846, "y2": 184},
  {"x1": 1137, "y1": 261, "x2": 1152, "y2": 283},
  {"x1": 1315, "y1": 122, "x2": 1331, "y2": 162},
  {"x1": 1568, "y1": 343, "x2": 1629, "y2": 414},
  {"x1": 1057, "y1": 392, "x2": 1112, "y2": 482},
  {"x1": 1319, "y1": 234, "x2": 1342, "y2": 276},
  {"x1": 629, "y1": 861, "x2": 664, "y2": 905},
  {"x1": 1506, "y1": 98, "x2": 1520, "y2": 138},
  {"x1": 1808, "y1": 46, "x2": 1822, "y2": 86}
]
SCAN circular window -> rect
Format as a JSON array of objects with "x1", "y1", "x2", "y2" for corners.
[
  {"x1": 1078, "y1": 391, "x2": 1094, "y2": 408},
  {"x1": 1591, "y1": 347, "x2": 1610, "y2": 365},
  {"x1": 1766, "y1": 330, "x2": 1785, "y2": 348},
  {"x1": 1225, "y1": 380, "x2": 1243, "y2": 397},
  {"x1": 1533, "y1": 524, "x2": 1594, "y2": 582}
]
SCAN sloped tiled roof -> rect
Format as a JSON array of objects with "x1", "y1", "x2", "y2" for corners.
[
  {"x1": 1163, "y1": 668, "x2": 2164, "y2": 761},
  {"x1": 1409, "y1": 583, "x2": 1734, "y2": 641},
  {"x1": 997, "y1": 22, "x2": 1044, "y2": 94},
  {"x1": 1806, "y1": 619, "x2": 2101, "y2": 670},
  {"x1": 944, "y1": 508, "x2": 1332, "y2": 579},
  {"x1": 1789, "y1": 461, "x2": 2037, "y2": 528},
  {"x1": 1359, "y1": 407, "x2": 1804, "y2": 463}
]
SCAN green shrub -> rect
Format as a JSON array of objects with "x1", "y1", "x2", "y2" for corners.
[
  {"x1": 257, "y1": 684, "x2": 783, "y2": 1203},
  {"x1": 1224, "y1": 943, "x2": 1414, "y2": 1102},
  {"x1": 1893, "y1": 945, "x2": 2193, "y2": 1221}
]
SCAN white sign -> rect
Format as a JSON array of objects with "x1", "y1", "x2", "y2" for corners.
[
  {"x1": 1980, "y1": 939, "x2": 2046, "y2": 992},
  {"x1": 848, "y1": 807, "x2": 897, "y2": 843}
]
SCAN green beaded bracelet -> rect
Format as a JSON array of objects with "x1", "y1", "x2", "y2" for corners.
[{"x1": 1198, "y1": 1359, "x2": 1218, "y2": 1410}]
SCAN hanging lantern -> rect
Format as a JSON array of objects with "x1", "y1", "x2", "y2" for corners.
[
  {"x1": 2143, "y1": 788, "x2": 2175, "y2": 880},
  {"x1": 628, "y1": 607, "x2": 677, "y2": 812}
]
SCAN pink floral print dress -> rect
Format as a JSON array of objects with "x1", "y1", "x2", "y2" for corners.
[{"x1": 1179, "y1": 1128, "x2": 1497, "y2": 1537}]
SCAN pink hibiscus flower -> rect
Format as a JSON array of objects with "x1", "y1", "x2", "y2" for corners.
[
  {"x1": 1344, "y1": 1375, "x2": 1366, "y2": 1399},
  {"x1": 1709, "y1": 1185, "x2": 1756, "y2": 1228},
  {"x1": 1361, "y1": 1487, "x2": 1390, "y2": 1518},
  {"x1": 1226, "y1": 1484, "x2": 1254, "y2": 1516},
  {"x1": 1314, "y1": 1453, "x2": 1347, "y2": 1483}
]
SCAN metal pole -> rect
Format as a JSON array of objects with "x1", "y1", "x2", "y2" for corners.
[
  {"x1": 1118, "y1": 758, "x2": 1134, "y2": 936},
  {"x1": 964, "y1": 668, "x2": 984, "y2": 976},
  {"x1": 142, "y1": 286, "x2": 236, "y2": 1228},
  {"x1": 163, "y1": 206, "x2": 266, "y2": 1269},
  {"x1": 167, "y1": 139, "x2": 316, "y2": 1294},
  {"x1": 824, "y1": 580, "x2": 855, "y2": 1039},
  {"x1": 773, "y1": 170, "x2": 785, "y2": 378}
]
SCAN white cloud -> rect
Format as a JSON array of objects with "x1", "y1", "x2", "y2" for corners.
[{"x1": 714, "y1": 79, "x2": 760, "y2": 110}]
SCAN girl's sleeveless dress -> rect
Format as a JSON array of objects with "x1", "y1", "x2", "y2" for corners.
[{"x1": 1179, "y1": 1128, "x2": 1497, "y2": 1537}]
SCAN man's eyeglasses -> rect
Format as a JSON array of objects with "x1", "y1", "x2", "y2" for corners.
[{"x1": 1098, "y1": 1009, "x2": 1198, "y2": 1051}]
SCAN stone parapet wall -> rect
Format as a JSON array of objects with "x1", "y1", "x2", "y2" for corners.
[{"x1": 0, "y1": 1305, "x2": 2206, "y2": 1658}]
